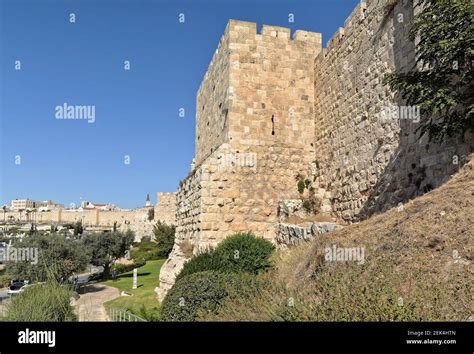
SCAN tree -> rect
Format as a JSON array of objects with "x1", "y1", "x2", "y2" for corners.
[
  {"x1": 6, "y1": 233, "x2": 90, "y2": 282},
  {"x1": 153, "y1": 221, "x2": 175, "y2": 258},
  {"x1": 384, "y1": 0, "x2": 473, "y2": 141},
  {"x1": 82, "y1": 230, "x2": 134, "y2": 278},
  {"x1": 73, "y1": 221, "x2": 83, "y2": 236},
  {"x1": 147, "y1": 208, "x2": 154, "y2": 221}
]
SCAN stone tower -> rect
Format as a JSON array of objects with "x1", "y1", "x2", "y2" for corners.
[{"x1": 157, "y1": 20, "x2": 322, "y2": 299}]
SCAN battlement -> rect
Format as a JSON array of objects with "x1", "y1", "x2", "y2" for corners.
[
  {"x1": 156, "y1": 192, "x2": 176, "y2": 205},
  {"x1": 325, "y1": 1, "x2": 367, "y2": 53},
  {"x1": 225, "y1": 19, "x2": 322, "y2": 44},
  {"x1": 157, "y1": 192, "x2": 176, "y2": 197}
]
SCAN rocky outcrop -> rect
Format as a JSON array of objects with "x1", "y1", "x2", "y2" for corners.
[{"x1": 155, "y1": 244, "x2": 188, "y2": 301}]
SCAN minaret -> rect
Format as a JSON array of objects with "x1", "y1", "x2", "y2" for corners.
[{"x1": 145, "y1": 193, "x2": 152, "y2": 207}]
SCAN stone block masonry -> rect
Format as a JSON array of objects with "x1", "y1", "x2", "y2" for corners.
[
  {"x1": 154, "y1": 192, "x2": 177, "y2": 226},
  {"x1": 312, "y1": 0, "x2": 473, "y2": 222},
  {"x1": 157, "y1": 0, "x2": 473, "y2": 299},
  {"x1": 157, "y1": 20, "x2": 322, "y2": 299}
]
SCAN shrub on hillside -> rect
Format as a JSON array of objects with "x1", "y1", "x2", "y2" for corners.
[
  {"x1": 153, "y1": 221, "x2": 175, "y2": 258},
  {"x1": 175, "y1": 249, "x2": 219, "y2": 282},
  {"x1": 214, "y1": 232, "x2": 275, "y2": 273},
  {"x1": 160, "y1": 271, "x2": 256, "y2": 322},
  {"x1": 73, "y1": 221, "x2": 83, "y2": 236},
  {"x1": 112, "y1": 259, "x2": 146, "y2": 274},
  {"x1": 176, "y1": 232, "x2": 274, "y2": 281},
  {"x1": 202, "y1": 256, "x2": 469, "y2": 321},
  {"x1": 130, "y1": 240, "x2": 167, "y2": 261},
  {"x1": 0, "y1": 274, "x2": 12, "y2": 288},
  {"x1": 5, "y1": 281, "x2": 77, "y2": 321}
]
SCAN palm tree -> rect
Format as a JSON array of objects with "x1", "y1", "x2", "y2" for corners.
[{"x1": 2, "y1": 205, "x2": 6, "y2": 222}]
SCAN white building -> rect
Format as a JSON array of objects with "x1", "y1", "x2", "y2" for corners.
[
  {"x1": 10, "y1": 199, "x2": 64, "y2": 211},
  {"x1": 80, "y1": 201, "x2": 116, "y2": 211}
]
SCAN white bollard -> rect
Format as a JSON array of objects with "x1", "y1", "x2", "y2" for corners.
[{"x1": 132, "y1": 268, "x2": 137, "y2": 289}]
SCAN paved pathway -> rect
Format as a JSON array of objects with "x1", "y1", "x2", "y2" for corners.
[{"x1": 73, "y1": 284, "x2": 120, "y2": 322}]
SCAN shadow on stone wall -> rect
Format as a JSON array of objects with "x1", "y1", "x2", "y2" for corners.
[{"x1": 359, "y1": 0, "x2": 473, "y2": 218}]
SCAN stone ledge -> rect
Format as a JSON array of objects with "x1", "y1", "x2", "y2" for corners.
[{"x1": 276, "y1": 221, "x2": 343, "y2": 246}]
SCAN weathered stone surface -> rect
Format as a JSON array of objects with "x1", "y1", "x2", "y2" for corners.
[
  {"x1": 156, "y1": 0, "x2": 473, "y2": 299},
  {"x1": 275, "y1": 222, "x2": 343, "y2": 246},
  {"x1": 312, "y1": 0, "x2": 473, "y2": 223}
]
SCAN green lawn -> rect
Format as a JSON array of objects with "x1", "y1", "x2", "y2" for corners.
[{"x1": 102, "y1": 259, "x2": 165, "y2": 321}]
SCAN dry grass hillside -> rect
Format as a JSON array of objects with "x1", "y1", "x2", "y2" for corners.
[{"x1": 202, "y1": 155, "x2": 473, "y2": 321}]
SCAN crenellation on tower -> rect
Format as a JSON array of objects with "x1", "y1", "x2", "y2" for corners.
[
  {"x1": 293, "y1": 30, "x2": 322, "y2": 45},
  {"x1": 260, "y1": 25, "x2": 291, "y2": 40}
]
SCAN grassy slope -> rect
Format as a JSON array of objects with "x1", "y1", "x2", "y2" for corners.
[
  {"x1": 203, "y1": 156, "x2": 473, "y2": 321},
  {"x1": 103, "y1": 259, "x2": 165, "y2": 320}
]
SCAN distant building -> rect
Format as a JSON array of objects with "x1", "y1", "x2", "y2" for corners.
[
  {"x1": 80, "y1": 201, "x2": 116, "y2": 211},
  {"x1": 37, "y1": 200, "x2": 64, "y2": 211},
  {"x1": 145, "y1": 194, "x2": 152, "y2": 207},
  {"x1": 11, "y1": 199, "x2": 35, "y2": 210},
  {"x1": 11, "y1": 199, "x2": 64, "y2": 211}
]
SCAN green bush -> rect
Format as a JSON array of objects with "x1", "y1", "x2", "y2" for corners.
[
  {"x1": 214, "y1": 232, "x2": 275, "y2": 273},
  {"x1": 130, "y1": 240, "x2": 168, "y2": 261},
  {"x1": 297, "y1": 179, "x2": 306, "y2": 194},
  {"x1": 0, "y1": 274, "x2": 12, "y2": 288},
  {"x1": 302, "y1": 199, "x2": 313, "y2": 212},
  {"x1": 141, "y1": 236, "x2": 152, "y2": 243},
  {"x1": 161, "y1": 271, "x2": 251, "y2": 322},
  {"x1": 73, "y1": 221, "x2": 83, "y2": 236},
  {"x1": 5, "y1": 281, "x2": 77, "y2": 321},
  {"x1": 153, "y1": 221, "x2": 175, "y2": 258},
  {"x1": 147, "y1": 208, "x2": 154, "y2": 221},
  {"x1": 112, "y1": 259, "x2": 146, "y2": 274},
  {"x1": 138, "y1": 304, "x2": 160, "y2": 322},
  {"x1": 175, "y1": 249, "x2": 219, "y2": 282},
  {"x1": 176, "y1": 233, "x2": 274, "y2": 281}
]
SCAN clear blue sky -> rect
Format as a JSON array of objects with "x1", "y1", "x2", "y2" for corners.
[{"x1": 0, "y1": 0, "x2": 359, "y2": 209}]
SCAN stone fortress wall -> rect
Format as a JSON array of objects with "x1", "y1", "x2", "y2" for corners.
[
  {"x1": 2, "y1": 192, "x2": 177, "y2": 241},
  {"x1": 154, "y1": 192, "x2": 177, "y2": 226},
  {"x1": 194, "y1": 28, "x2": 231, "y2": 166},
  {"x1": 157, "y1": 0, "x2": 473, "y2": 299},
  {"x1": 312, "y1": 0, "x2": 473, "y2": 222}
]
